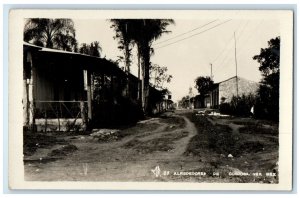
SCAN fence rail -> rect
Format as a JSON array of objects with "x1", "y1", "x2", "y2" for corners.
[
  {"x1": 30, "y1": 101, "x2": 89, "y2": 132},
  {"x1": 34, "y1": 101, "x2": 88, "y2": 119}
]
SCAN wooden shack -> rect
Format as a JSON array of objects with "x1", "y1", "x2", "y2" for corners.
[{"x1": 23, "y1": 42, "x2": 142, "y2": 131}]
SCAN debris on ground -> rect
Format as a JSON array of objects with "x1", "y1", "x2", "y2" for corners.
[
  {"x1": 196, "y1": 109, "x2": 230, "y2": 117},
  {"x1": 137, "y1": 118, "x2": 160, "y2": 124},
  {"x1": 90, "y1": 129, "x2": 121, "y2": 142},
  {"x1": 48, "y1": 144, "x2": 78, "y2": 157},
  {"x1": 228, "y1": 154, "x2": 234, "y2": 158}
]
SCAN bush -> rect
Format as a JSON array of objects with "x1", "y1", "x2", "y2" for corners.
[
  {"x1": 219, "y1": 103, "x2": 232, "y2": 115},
  {"x1": 91, "y1": 96, "x2": 144, "y2": 128},
  {"x1": 254, "y1": 84, "x2": 279, "y2": 121},
  {"x1": 219, "y1": 94, "x2": 255, "y2": 117}
]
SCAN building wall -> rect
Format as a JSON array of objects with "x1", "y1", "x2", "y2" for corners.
[
  {"x1": 32, "y1": 55, "x2": 86, "y2": 119},
  {"x1": 211, "y1": 87, "x2": 219, "y2": 108},
  {"x1": 218, "y1": 76, "x2": 259, "y2": 104},
  {"x1": 34, "y1": 57, "x2": 84, "y2": 102},
  {"x1": 193, "y1": 95, "x2": 202, "y2": 109}
]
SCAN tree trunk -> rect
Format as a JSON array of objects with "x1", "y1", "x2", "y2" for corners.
[
  {"x1": 124, "y1": 44, "x2": 130, "y2": 97},
  {"x1": 23, "y1": 78, "x2": 29, "y2": 126},
  {"x1": 141, "y1": 45, "x2": 150, "y2": 114},
  {"x1": 137, "y1": 47, "x2": 141, "y2": 101},
  {"x1": 86, "y1": 70, "x2": 93, "y2": 122},
  {"x1": 141, "y1": 58, "x2": 145, "y2": 113}
]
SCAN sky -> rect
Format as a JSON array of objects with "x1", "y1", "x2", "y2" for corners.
[{"x1": 73, "y1": 18, "x2": 279, "y2": 102}]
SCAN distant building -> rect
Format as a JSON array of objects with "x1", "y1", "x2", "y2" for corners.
[
  {"x1": 209, "y1": 76, "x2": 259, "y2": 108},
  {"x1": 193, "y1": 76, "x2": 259, "y2": 109}
]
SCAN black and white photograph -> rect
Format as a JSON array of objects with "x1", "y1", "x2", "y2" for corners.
[{"x1": 8, "y1": 10, "x2": 293, "y2": 190}]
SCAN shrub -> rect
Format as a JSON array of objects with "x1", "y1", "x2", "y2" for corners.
[
  {"x1": 219, "y1": 94, "x2": 255, "y2": 117},
  {"x1": 219, "y1": 102, "x2": 232, "y2": 115}
]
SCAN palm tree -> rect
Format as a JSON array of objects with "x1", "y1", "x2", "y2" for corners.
[
  {"x1": 24, "y1": 18, "x2": 77, "y2": 52},
  {"x1": 109, "y1": 19, "x2": 135, "y2": 73},
  {"x1": 90, "y1": 41, "x2": 102, "y2": 57},
  {"x1": 131, "y1": 19, "x2": 174, "y2": 113},
  {"x1": 109, "y1": 19, "x2": 174, "y2": 114},
  {"x1": 79, "y1": 41, "x2": 102, "y2": 57}
]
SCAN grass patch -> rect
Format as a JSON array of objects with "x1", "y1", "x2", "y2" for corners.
[
  {"x1": 185, "y1": 113, "x2": 243, "y2": 156},
  {"x1": 208, "y1": 124, "x2": 240, "y2": 156},
  {"x1": 184, "y1": 113, "x2": 269, "y2": 157},
  {"x1": 48, "y1": 144, "x2": 78, "y2": 157},
  {"x1": 239, "y1": 125, "x2": 278, "y2": 135},
  {"x1": 119, "y1": 122, "x2": 161, "y2": 138},
  {"x1": 159, "y1": 115, "x2": 186, "y2": 129},
  {"x1": 161, "y1": 131, "x2": 189, "y2": 140},
  {"x1": 122, "y1": 130, "x2": 189, "y2": 154},
  {"x1": 123, "y1": 137, "x2": 174, "y2": 153},
  {"x1": 232, "y1": 120, "x2": 261, "y2": 126},
  {"x1": 23, "y1": 131, "x2": 66, "y2": 156},
  {"x1": 183, "y1": 113, "x2": 279, "y2": 183},
  {"x1": 123, "y1": 139, "x2": 143, "y2": 149}
]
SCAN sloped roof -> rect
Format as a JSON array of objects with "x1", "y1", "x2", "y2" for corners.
[
  {"x1": 214, "y1": 76, "x2": 259, "y2": 85},
  {"x1": 23, "y1": 42, "x2": 134, "y2": 78}
]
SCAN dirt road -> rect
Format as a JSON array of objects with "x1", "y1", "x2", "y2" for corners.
[
  {"x1": 24, "y1": 110, "x2": 278, "y2": 183},
  {"x1": 25, "y1": 111, "x2": 202, "y2": 181}
]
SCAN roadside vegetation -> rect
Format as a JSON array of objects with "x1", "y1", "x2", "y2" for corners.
[{"x1": 184, "y1": 112, "x2": 278, "y2": 183}]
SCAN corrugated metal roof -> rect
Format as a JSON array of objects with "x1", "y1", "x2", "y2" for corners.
[{"x1": 23, "y1": 41, "x2": 141, "y2": 80}]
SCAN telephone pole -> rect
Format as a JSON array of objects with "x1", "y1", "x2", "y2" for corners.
[
  {"x1": 234, "y1": 32, "x2": 239, "y2": 97},
  {"x1": 210, "y1": 63, "x2": 213, "y2": 80}
]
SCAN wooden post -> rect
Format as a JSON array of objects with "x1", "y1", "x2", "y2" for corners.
[
  {"x1": 80, "y1": 101, "x2": 87, "y2": 130},
  {"x1": 27, "y1": 51, "x2": 36, "y2": 129},
  {"x1": 91, "y1": 73, "x2": 94, "y2": 100},
  {"x1": 44, "y1": 111, "x2": 48, "y2": 132},
  {"x1": 23, "y1": 56, "x2": 30, "y2": 126},
  {"x1": 23, "y1": 77, "x2": 29, "y2": 126},
  {"x1": 158, "y1": 102, "x2": 160, "y2": 113},
  {"x1": 86, "y1": 70, "x2": 92, "y2": 121}
]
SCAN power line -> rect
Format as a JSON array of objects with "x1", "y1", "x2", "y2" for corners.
[
  {"x1": 212, "y1": 20, "x2": 248, "y2": 65},
  {"x1": 211, "y1": 37, "x2": 234, "y2": 64},
  {"x1": 154, "y1": 19, "x2": 232, "y2": 50},
  {"x1": 153, "y1": 20, "x2": 219, "y2": 46},
  {"x1": 213, "y1": 21, "x2": 250, "y2": 76},
  {"x1": 236, "y1": 20, "x2": 264, "y2": 58},
  {"x1": 219, "y1": 20, "x2": 262, "y2": 75},
  {"x1": 234, "y1": 31, "x2": 239, "y2": 96}
]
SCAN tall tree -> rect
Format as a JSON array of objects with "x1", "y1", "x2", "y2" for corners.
[
  {"x1": 24, "y1": 18, "x2": 77, "y2": 52},
  {"x1": 79, "y1": 41, "x2": 102, "y2": 57},
  {"x1": 150, "y1": 63, "x2": 173, "y2": 90},
  {"x1": 130, "y1": 19, "x2": 174, "y2": 113},
  {"x1": 178, "y1": 95, "x2": 191, "y2": 109},
  {"x1": 109, "y1": 19, "x2": 135, "y2": 73},
  {"x1": 253, "y1": 36, "x2": 280, "y2": 121},
  {"x1": 109, "y1": 19, "x2": 174, "y2": 114},
  {"x1": 195, "y1": 76, "x2": 214, "y2": 96},
  {"x1": 194, "y1": 76, "x2": 214, "y2": 107},
  {"x1": 110, "y1": 19, "x2": 137, "y2": 99}
]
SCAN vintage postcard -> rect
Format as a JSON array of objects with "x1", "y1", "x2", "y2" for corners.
[{"x1": 8, "y1": 9, "x2": 293, "y2": 190}]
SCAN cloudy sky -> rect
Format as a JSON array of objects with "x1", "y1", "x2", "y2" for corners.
[{"x1": 73, "y1": 18, "x2": 279, "y2": 102}]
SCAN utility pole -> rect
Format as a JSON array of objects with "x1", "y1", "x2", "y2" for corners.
[
  {"x1": 234, "y1": 32, "x2": 239, "y2": 97},
  {"x1": 210, "y1": 63, "x2": 213, "y2": 80}
]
